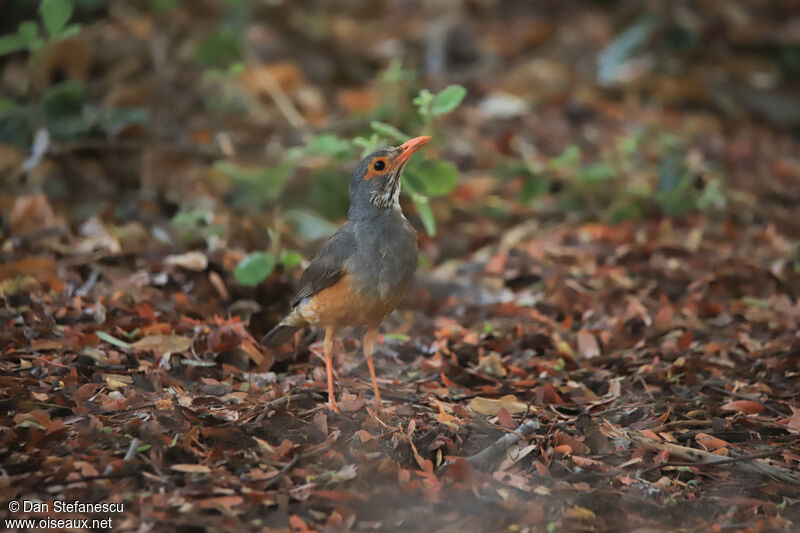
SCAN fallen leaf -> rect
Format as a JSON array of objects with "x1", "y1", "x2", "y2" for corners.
[
  {"x1": 8, "y1": 194, "x2": 66, "y2": 237},
  {"x1": 0, "y1": 256, "x2": 58, "y2": 280},
  {"x1": 695, "y1": 433, "x2": 730, "y2": 451},
  {"x1": 329, "y1": 464, "x2": 358, "y2": 483},
  {"x1": 164, "y1": 251, "x2": 208, "y2": 271},
  {"x1": 356, "y1": 430, "x2": 374, "y2": 443},
  {"x1": 171, "y1": 464, "x2": 210, "y2": 474},
  {"x1": 577, "y1": 329, "x2": 600, "y2": 358},
  {"x1": 132, "y1": 335, "x2": 192, "y2": 354},
  {"x1": 338, "y1": 394, "x2": 366, "y2": 413},
  {"x1": 719, "y1": 400, "x2": 765, "y2": 415},
  {"x1": 476, "y1": 352, "x2": 507, "y2": 377},
  {"x1": 470, "y1": 395, "x2": 527, "y2": 416},
  {"x1": 778, "y1": 408, "x2": 800, "y2": 432},
  {"x1": 565, "y1": 505, "x2": 596, "y2": 521}
]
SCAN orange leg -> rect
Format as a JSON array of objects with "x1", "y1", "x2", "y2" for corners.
[
  {"x1": 323, "y1": 326, "x2": 339, "y2": 413},
  {"x1": 363, "y1": 327, "x2": 382, "y2": 411}
]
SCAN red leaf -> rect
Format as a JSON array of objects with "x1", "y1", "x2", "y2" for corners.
[
  {"x1": 443, "y1": 457, "x2": 474, "y2": 482},
  {"x1": 496, "y1": 407, "x2": 516, "y2": 429},
  {"x1": 695, "y1": 433, "x2": 730, "y2": 451},
  {"x1": 720, "y1": 400, "x2": 764, "y2": 415}
]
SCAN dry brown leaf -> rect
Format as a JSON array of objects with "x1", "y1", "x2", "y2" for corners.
[
  {"x1": 171, "y1": 464, "x2": 210, "y2": 474},
  {"x1": 0, "y1": 256, "x2": 58, "y2": 280},
  {"x1": 8, "y1": 194, "x2": 66, "y2": 237},
  {"x1": 164, "y1": 251, "x2": 208, "y2": 272},
  {"x1": 477, "y1": 352, "x2": 507, "y2": 377},
  {"x1": 132, "y1": 335, "x2": 192, "y2": 354},
  {"x1": 470, "y1": 394, "x2": 527, "y2": 416},
  {"x1": 577, "y1": 329, "x2": 600, "y2": 359}
]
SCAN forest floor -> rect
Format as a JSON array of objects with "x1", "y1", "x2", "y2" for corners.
[{"x1": 2, "y1": 1, "x2": 800, "y2": 532}]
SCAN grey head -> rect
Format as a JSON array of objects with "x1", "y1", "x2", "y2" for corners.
[{"x1": 348, "y1": 136, "x2": 431, "y2": 220}]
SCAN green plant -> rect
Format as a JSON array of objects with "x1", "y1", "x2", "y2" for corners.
[
  {"x1": 233, "y1": 218, "x2": 305, "y2": 287},
  {"x1": 0, "y1": 0, "x2": 81, "y2": 56},
  {"x1": 0, "y1": 1, "x2": 149, "y2": 146},
  {"x1": 355, "y1": 84, "x2": 466, "y2": 235},
  {"x1": 230, "y1": 83, "x2": 467, "y2": 286},
  {"x1": 510, "y1": 127, "x2": 726, "y2": 222}
]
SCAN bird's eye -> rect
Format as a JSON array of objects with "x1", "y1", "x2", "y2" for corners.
[{"x1": 364, "y1": 157, "x2": 390, "y2": 180}]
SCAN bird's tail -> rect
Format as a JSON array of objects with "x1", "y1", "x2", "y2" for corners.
[{"x1": 261, "y1": 309, "x2": 306, "y2": 347}]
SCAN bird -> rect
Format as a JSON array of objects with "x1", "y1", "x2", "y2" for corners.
[{"x1": 262, "y1": 136, "x2": 431, "y2": 412}]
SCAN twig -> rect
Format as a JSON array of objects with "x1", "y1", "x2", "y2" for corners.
[
  {"x1": 639, "y1": 447, "x2": 791, "y2": 475},
  {"x1": 263, "y1": 455, "x2": 299, "y2": 489},
  {"x1": 442, "y1": 417, "x2": 541, "y2": 471},
  {"x1": 703, "y1": 385, "x2": 790, "y2": 417},
  {"x1": 609, "y1": 426, "x2": 800, "y2": 485},
  {"x1": 649, "y1": 419, "x2": 713, "y2": 433},
  {"x1": 263, "y1": 430, "x2": 340, "y2": 489},
  {"x1": 103, "y1": 403, "x2": 157, "y2": 417},
  {"x1": 124, "y1": 438, "x2": 140, "y2": 461},
  {"x1": 251, "y1": 392, "x2": 315, "y2": 425},
  {"x1": 243, "y1": 47, "x2": 309, "y2": 138}
]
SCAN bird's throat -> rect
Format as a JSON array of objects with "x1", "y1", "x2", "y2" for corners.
[{"x1": 369, "y1": 176, "x2": 402, "y2": 210}]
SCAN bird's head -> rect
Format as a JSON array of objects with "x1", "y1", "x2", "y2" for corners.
[{"x1": 349, "y1": 136, "x2": 431, "y2": 217}]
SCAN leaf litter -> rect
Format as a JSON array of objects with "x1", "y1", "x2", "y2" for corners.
[{"x1": 2, "y1": 1, "x2": 800, "y2": 532}]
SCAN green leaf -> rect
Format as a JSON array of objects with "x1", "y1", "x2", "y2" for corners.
[
  {"x1": 579, "y1": 162, "x2": 615, "y2": 183},
  {"x1": 57, "y1": 23, "x2": 82, "y2": 40},
  {"x1": 405, "y1": 182, "x2": 435, "y2": 236},
  {"x1": 405, "y1": 159, "x2": 458, "y2": 197},
  {"x1": 18, "y1": 21, "x2": 40, "y2": 43},
  {"x1": 550, "y1": 145, "x2": 581, "y2": 170},
  {"x1": 285, "y1": 209, "x2": 338, "y2": 241},
  {"x1": 432, "y1": 84, "x2": 467, "y2": 116},
  {"x1": 214, "y1": 161, "x2": 291, "y2": 203},
  {"x1": 517, "y1": 175, "x2": 549, "y2": 205},
  {"x1": 353, "y1": 133, "x2": 381, "y2": 157},
  {"x1": 306, "y1": 133, "x2": 353, "y2": 160},
  {"x1": 40, "y1": 0, "x2": 74, "y2": 38},
  {"x1": 609, "y1": 203, "x2": 643, "y2": 223},
  {"x1": 279, "y1": 250, "x2": 303, "y2": 268},
  {"x1": 234, "y1": 251, "x2": 276, "y2": 286},
  {"x1": 0, "y1": 35, "x2": 27, "y2": 56},
  {"x1": 195, "y1": 27, "x2": 241, "y2": 67},
  {"x1": 96, "y1": 331, "x2": 133, "y2": 351},
  {"x1": 413, "y1": 89, "x2": 434, "y2": 117},
  {"x1": 104, "y1": 107, "x2": 149, "y2": 136},
  {"x1": 41, "y1": 80, "x2": 93, "y2": 139},
  {"x1": 150, "y1": 0, "x2": 178, "y2": 11},
  {"x1": 370, "y1": 121, "x2": 408, "y2": 143}
]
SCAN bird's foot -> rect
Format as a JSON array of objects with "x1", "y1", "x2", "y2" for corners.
[{"x1": 328, "y1": 399, "x2": 340, "y2": 413}]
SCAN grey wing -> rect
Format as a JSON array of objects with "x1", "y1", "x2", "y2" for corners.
[{"x1": 290, "y1": 224, "x2": 357, "y2": 308}]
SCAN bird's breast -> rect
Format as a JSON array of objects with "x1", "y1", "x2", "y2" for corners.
[{"x1": 298, "y1": 274, "x2": 405, "y2": 328}]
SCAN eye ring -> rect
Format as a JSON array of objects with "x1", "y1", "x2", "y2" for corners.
[{"x1": 364, "y1": 157, "x2": 390, "y2": 180}]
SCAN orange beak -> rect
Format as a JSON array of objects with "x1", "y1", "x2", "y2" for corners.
[{"x1": 395, "y1": 136, "x2": 431, "y2": 167}]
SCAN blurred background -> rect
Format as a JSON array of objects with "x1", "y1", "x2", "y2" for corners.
[
  {"x1": 4, "y1": 3, "x2": 800, "y2": 529},
  {"x1": 1, "y1": 0, "x2": 799, "y2": 312}
]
